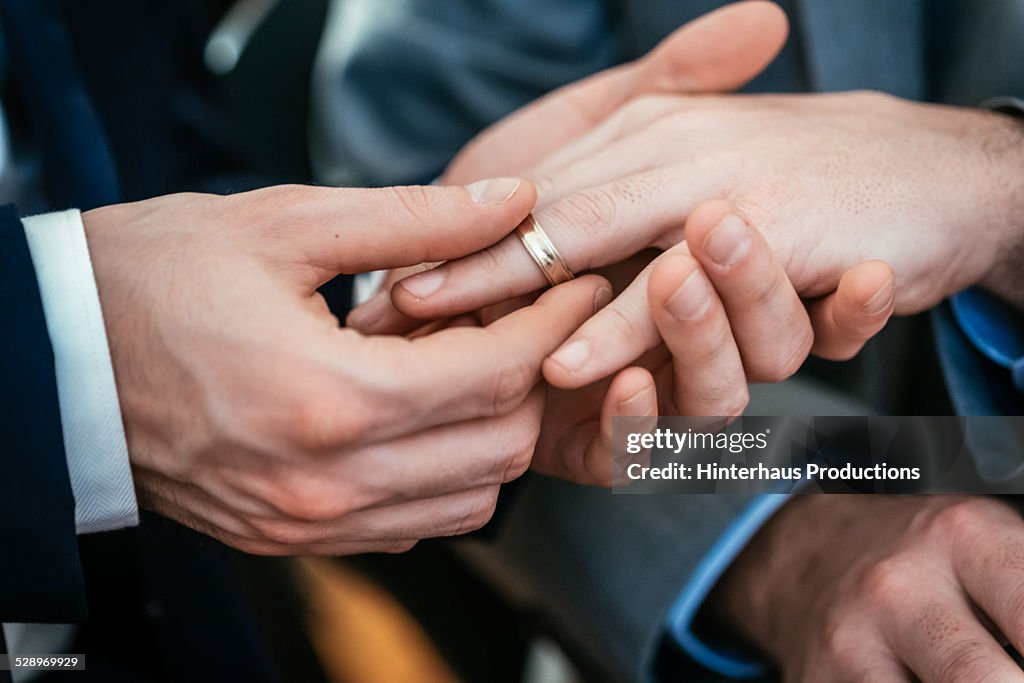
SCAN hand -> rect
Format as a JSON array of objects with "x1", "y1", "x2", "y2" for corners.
[
  {"x1": 530, "y1": 226, "x2": 893, "y2": 486},
  {"x1": 705, "y1": 495, "x2": 1024, "y2": 682},
  {"x1": 356, "y1": 195, "x2": 893, "y2": 424},
  {"x1": 378, "y1": 91, "x2": 1024, "y2": 386},
  {"x1": 346, "y1": 0, "x2": 792, "y2": 335},
  {"x1": 443, "y1": 0, "x2": 790, "y2": 184},
  {"x1": 633, "y1": 203, "x2": 893, "y2": 416},
  {"x1": 506, "y1": 232, "x2": 890, "y2": 485},
  {"x1": 84, "y1": 179, "x2": 610, "y2": 554}
]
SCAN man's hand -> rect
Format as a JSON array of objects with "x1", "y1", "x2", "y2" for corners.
[
  {"x1": 346, "y1": 0, "x2": 791, "y2": 335},
  {"x1": 550, "y1": 205, "x2": 892, "y2": 413},
  {"x1": 526, "y1": 233, "x2": 892, "y2": 488},
  {"x1": 442, "y1": 0, "x2": 790, "y2": 184},
  {"x1": 83, "y1": 179, "x2": 611, "y2": 554},
  {"x1": 345, "y1": 3, "x2": 900, "y2": 483},
  {"x1": 705, "y1": 495, "x2": 1024, "y2": 682},
  {"x1": 380, "y1": 91, "x2": 1024, "y2": 382}
]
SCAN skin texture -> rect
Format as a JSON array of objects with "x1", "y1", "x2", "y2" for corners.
[
  {"x1": 79, "y1": 2, "x2": 835, "y2": 547},
  {"x1": 352, "y1": 4, "x2": 1024, "y2": 679},
  {"x1": 83, "y1": 180, "x2": 621, "y2": 554},
  {"x1": 349, "y1": 2, "x2": 896, "y2": 430},
  {"x1": 707, "y1": 495, "x2": 1024, "y2": 683},
  {"x1": 382, "y1": 91, "x2": 1024, "y2": 392}
]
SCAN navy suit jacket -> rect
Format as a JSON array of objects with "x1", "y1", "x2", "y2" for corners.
[{"x1": 0, "y1": 204, "x2": 85, "y2": 623}]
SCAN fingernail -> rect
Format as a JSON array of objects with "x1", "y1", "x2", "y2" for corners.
[
  {"x1": 863, "y1": 277, "x2": 896, "y2": 315},
  {"x1": 594, "y1": 286, "x2": 613, "y2": 313},
  {"x1": 346, "y1": 293, "x2": 387, "y2": 330},
  {"x1": 549, "y1": 339, "x2": 591, "y2": 373},
  {"x1": 619, "y1": 385, "x2": 655, "y2": 416},
  {"x1": 398, "y1": 269, "x2": 446, "y2": 300},
  {"x1": 467, "y1": 177, "x2": 522, "y2": 205},
  {"x1": 703, "y1": 214, "x2": 751, "y2": 267},
  {"x1": 665, "y1": 270, "x2": 711, "y2": 320}
]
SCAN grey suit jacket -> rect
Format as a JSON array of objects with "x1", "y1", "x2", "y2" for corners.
[{"x1": 312, "y1": 1, "x2": 1024, "y2": 680}]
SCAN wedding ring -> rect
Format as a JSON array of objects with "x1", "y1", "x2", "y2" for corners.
[{"x1": 515, "y1": 214, "x2": 575, "y2": 286}]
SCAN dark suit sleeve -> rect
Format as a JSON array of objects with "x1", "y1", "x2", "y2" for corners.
[{"x1": 0, "y1": 203, "x2": 87, "y2": 622}]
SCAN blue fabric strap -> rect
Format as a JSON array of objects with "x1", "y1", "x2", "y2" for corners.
[{"x1": 950, "y1": 288, "x2": 1024, "y2": 393}]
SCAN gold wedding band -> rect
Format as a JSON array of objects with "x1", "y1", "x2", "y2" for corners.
[{"x1": 515, "y1": 214, "x2": 575, "y2": 286}]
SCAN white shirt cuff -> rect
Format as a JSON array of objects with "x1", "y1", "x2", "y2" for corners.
[{"x1": 22, "y1": 209, "x2": 138, "y2": 534}]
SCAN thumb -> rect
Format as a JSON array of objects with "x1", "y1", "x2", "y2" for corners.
[
  {"x1": 444, "y1": 1, "x2": 788, "y2": 183},
  {"x1": 635, "y1": 1, "x2": 789, "y2": 94},
  {"x1": 257, "y1": 178, "x2": 535, "y2": 288}
]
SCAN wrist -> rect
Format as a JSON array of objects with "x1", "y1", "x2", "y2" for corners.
[
  {"x1": 701, "y1": 496, "x2": 865, "y2": 664},
  {"x1": 700, "y1": 496, "x2": 814, "y2": 662},
  {"x1": 22, "y1": 209, "x2": 139, "y2": 532},
  {"x1": 973, "y1": 107, "x2": 1024, "y2": 308}
]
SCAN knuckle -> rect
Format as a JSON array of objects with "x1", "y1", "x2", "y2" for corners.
[
  {"x1": 229, "y1": 537, "x2": 289, "y2": 557},
  {"x1": 687, "y1": 380, "x2": 748, "y2": 419},
  {"x1": 247, "y1": 517, "x2": 310, "y2": 546},
  {"x1": 284, "y1": 394, "x2": 367, "y2": 451},
  {"x1": 819, "y1": 341, "x2": 862, "y2": 363},
  {"x1": 751, "y1": 361, "x2": 788, "y2": 385},
  {"x1": 604, "y1": 303, "x2": 649, "y2": 346},
  {"x1": 501, "y1": 447, "x2": 535, "y2": 483},
  {"x1": 455, "y1": 490, "x2": 500, "y2": 535},
  {"x1": 266, "y1": 471, "x2": 361, "y2": 523},
  {"x1": 247, "y1": 185, "x2": 317, "y2": 233},
  {"x1": 494, "y1": 408, "x2": 541, "y2": 482},
  {"x1": 718, "y1": 386, "x2": 750, "y2": 418},
  {"x1": 859, "y1": 557, "x2": 914, "y2": 610},
  {"x1": 832, "y1": 306, "x2": 875, "y2": 342},
  {"x1": 388, "y1": 185, "x2": 436, "y2": 226},
  {"x1": 746, "y1": 269, "x2": 784, "y2": 307},
  {"x1": 380, "y1": 540, "x2": 418, "y2": 554},
  {"x1": 820, "y1": 616, "x2": 859, "y2": 665},
  {"x1": 684, "y1": 318, "x2": 734, "y2": 367},
  {"x1": 926, "y1": 498, "x2": 992, "y2": 542},
  {"x1": 731, "y1": 197, "x2": 779, "y2": 240},
  {"x1": 283, "y1": 495, "x2": 349, "y2": 524},
  {"x1": 474, "y1": 240, "x2": 525, "y2": 299},
  {"x1": 255, "y1": 183, "x2": 308, "y2": 208},
  {"x1": 937, "y1": 641, "x2": 999, "y2": 683},
  {"x1": 547, "y1": 187, "x2": 617, "y2": 244},
  {"x1": 753, "y1": 327, "x2": 813, "y2": 383},
  {"x1": 487, "y1": 359, "x2": 536, "y2": 415}
]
